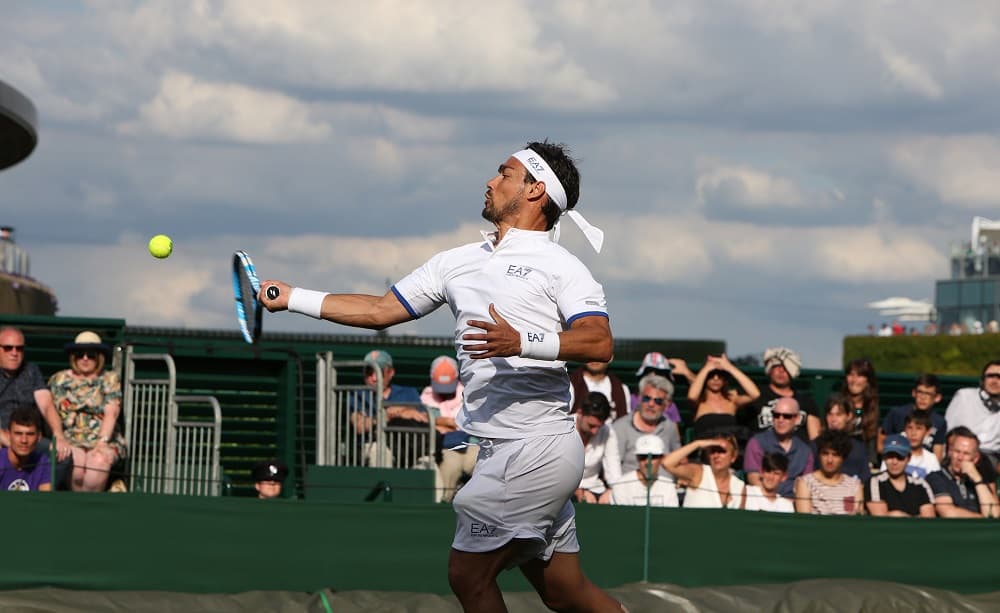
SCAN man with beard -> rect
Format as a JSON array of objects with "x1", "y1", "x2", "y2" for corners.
[
  {"x1": 741, "y1": 346, "x2": 820, "y2": 441},
  {"x1": 260, "y1": 141, "x2": 624, "y2": 612},
  {"x1": 569, "y1": 359, "x2": 630, "y2": 419}
]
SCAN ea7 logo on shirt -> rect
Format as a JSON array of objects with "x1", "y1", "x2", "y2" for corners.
[
  {"x1": 470, "y1": 522, "x2": 498, "y2": 537},
  {"x1": 506, "y1": 265, "x2": 533, "y2": 278}
]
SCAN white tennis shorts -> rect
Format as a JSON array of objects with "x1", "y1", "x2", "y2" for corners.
[{"x1": 451, "y1": 431, "x2": 584, "y2": 566}]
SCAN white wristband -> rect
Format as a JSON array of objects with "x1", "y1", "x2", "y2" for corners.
[
  {"x1": 287, "y1": 288, "x2": 328, "y2": 319},
  {"x1": 519, "y1": 330, "x2": 560, "y2": 361}
]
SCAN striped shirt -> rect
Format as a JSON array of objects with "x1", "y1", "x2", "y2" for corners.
[{"x1": 801, "y1": 472, "x2": 861, "y2": 515}]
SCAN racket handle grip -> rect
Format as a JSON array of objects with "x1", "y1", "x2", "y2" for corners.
[{"x1": 265, "y1": 286, "x2": 280, "y2": 300}]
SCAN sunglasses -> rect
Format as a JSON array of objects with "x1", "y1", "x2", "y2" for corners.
[
  {"x1": 706, "y1": 445, "x2": 728, "y2": 455},
  {"x1": 985, "y1": 373, "x2": 1000, "y2": 380},
  {"x1": 772, "y1": 412, "x2": 798, "y2": 420},
  {"x1": 0, "y1": 345, "x2": 24, "y2": 352},
  {"x1": 641, "y1": 395, "x2": 667, "y2": 406},
  {"x1": 74, "y1": 351, "x2": 99, "y2": 360}
]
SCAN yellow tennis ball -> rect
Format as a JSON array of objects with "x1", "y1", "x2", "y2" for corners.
[{"x1": 148, "y1": 234, "x2": 173, "y2": 259}]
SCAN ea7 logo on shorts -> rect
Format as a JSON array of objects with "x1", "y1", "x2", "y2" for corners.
[
  {"x1": 506, "y1": 265, "x2": 533, "y2": 278},
  {"x1": 470, "y1": 522, "x2": 498, "y2": 537}
]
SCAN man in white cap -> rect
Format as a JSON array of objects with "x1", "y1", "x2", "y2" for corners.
[
  {"x1": 742, "y1": 347, "x2": 819, "y2": 441},
  {"x1": 260, "y1": 141, "x2": 624, "y2": 612},
  {"x1": 609, "y1": 434, "x2": 678, "y2": 507}
]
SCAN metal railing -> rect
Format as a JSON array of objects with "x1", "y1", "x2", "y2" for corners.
[
  {"x1": 315, "y1": 351, "x2": 436, "y2": 471},
  {"x1": 121, "y1": 347, "x2": 223, "y2": 495}
]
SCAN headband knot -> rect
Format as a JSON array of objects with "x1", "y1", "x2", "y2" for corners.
[{"x1": 511, "y1": 149, "x2": 604, "y2": 253}]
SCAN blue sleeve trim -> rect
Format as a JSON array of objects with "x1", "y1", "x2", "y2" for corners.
[
  {"x1": 566, "y1": 311, "x2": 610, "y2": 326},
  {"x1": 390, "y1": 285, "x2": 421, "y2": 319}
]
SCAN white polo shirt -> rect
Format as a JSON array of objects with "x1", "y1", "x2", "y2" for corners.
[{"x1": 392, "y1": 228, "x2": 608, "y2": 440}]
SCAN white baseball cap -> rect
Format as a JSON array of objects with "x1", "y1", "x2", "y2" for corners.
[{"x1": 634, "y1": 434, "x2": 665, "y2": 456}]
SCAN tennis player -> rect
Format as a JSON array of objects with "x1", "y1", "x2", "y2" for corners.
[{"x1": 260, "y1": 141, "x2": 624, "y2": 612}]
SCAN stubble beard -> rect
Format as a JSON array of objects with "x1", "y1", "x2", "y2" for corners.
[{"x1": 482, "y1": 188, "x2": 523, "y2": 225}]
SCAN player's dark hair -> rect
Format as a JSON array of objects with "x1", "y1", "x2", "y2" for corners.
[
  {"x1": 913, "y1": 373, "x2": 940, "y2": 392},
  {"x1": 761, "y1": 452, "x2": 789, "y2": 473},
  {"x1": 8, "y1": 406, "x2": 41, "y2": 432},
  {"x1": 814, "y1": 429, "x2": 852, "y2": 459},
  {"x1": 579, "y1": 392, "x2": 611, "y2": 422},
  {"x1": 905, "y1": 411, "x2": 932, "y2": 429},
  {"x1": 524, "y1": 140, "x2": 580, "y2": 231}
]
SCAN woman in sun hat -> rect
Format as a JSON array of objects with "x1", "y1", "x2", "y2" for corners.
[{"x1": 47, "y1": 331, "x2": 126, "y2": 492}]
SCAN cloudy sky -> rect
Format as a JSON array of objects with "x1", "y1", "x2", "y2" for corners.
[{"x1": 3, "y1": 1, "x2": 997, "y2": 368}]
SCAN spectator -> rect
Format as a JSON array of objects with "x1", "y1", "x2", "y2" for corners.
[
  {"x1": 574, "y1": 392, "x2": 621, "y2": 504},
  {"x1": 687, "y1": 354, "x2": 760, "y2": 439},
  {"x1": 744, "y1": 453, "x2": 794, "y2": 513},
  {"x1": 742, "y1": 347, "x2": 820, "y2": 441},
  {"x1": 347, "y1": 350, "x2": 423, "y2": 467},
  {"x1": 841, "y1": 358, "x2": 880, "y2": 467},
  {"x1": 879, "y1": 412, "x2": 940, "y2": 479},
  {"x1": 988, "y1": 320, "x2": 1000, "y2": 334},
  {"x1": 817, "y1": 394, "x2": 870, "y2": 483},
  {"x1": 628, "y1": 352, "x2": 684, "y2": 426},
  {"x1": 926, "y1": 427, "x2": 1000, "y2": 518},
  {"x1": 877, "y1": 323, "x2": 892, "y2": 337},
  {"x1": 880, "y1": 374, "x2": 947, "y2": 461},
  {"x1": 252, "y1": 459, "x2": 288, "y2": 499},
  {"x1": 661, "y1": 435, "x2": 745, "y2": 509},
  {"x1": 0, "y1": 327, "x2": 72, "y2": 467},
  {"x1": 743, "y1": 397, "x2": 814, "y2": 498},
  {"x1": 569, "y1": 358, "x2": 630, "y2": 419},
  {"x1": 609, "y1": 434, "x2": 678, "y2": 507},
  {"x1": 794, "y1": 430, "x2": 863, "y2": 515},
  {"x1": 0, "y1": 407, "x2": 51, "y2": 491},
  {"x1": 944, "y1": 360, "x2": 1000, "y2": 470},
  {"x1": 865, "y1": 435, "x2": 935, "y2": 518},
  {"x1": 48, "y1": 331, "x2": 126, "y2": 492},
  {"x1": 421, "y1": 356, "x2": 476, "y2": 503},
  {"x1": 610, "y1": 373, "x2": 681, "y2": 477}
]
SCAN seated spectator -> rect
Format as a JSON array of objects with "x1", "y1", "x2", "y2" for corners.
[
  {"x1": 944, "y1": 360, "x2": 1000, "y2": 470},
  {"x1": 0, "y1": 407, "x2": 51, "y2": 491},
  {"x1": 688, "y1": 354, "x2": 759, "y2": 439},
  {"x1": 879, "y1": 412, "x2": 940, "y2": 479},
  {"x1": 742, "y1": 347, "x2": 819, "y2": 441},
  {"x1": 744, "y1": 453, "x2": 794, "y2": 513},
  {"x1": 880, "y1": 374, "x2": 947, "y2": 461},
  {"x1": 661, "y1": 435, "x2": 745, "y2": 509},
  {"x1": 421, "y1": 356, "x2": 476, "y2": 503},
  {"x1": 744, "y1": 397, "x2": 814, "y2": 498},
  {"x1": 611, "y1": 373, "x2": 681, "y2": 477},
  {"x1": 841, "y1": 358, "x2": 880, "y2": 468},
  {"x1": 795, "y1": 430, "x2": 863, "y2": 515},
  {"x1": 0, "y1": 327, "x2": 72, "y2": 482},
  {"x1": 569, "y1": 358, "x2": 630, "y2": 419},
  {"x1": 865, "y1": 435, "x2": 935, "y2": 518},
  {"x1": 347, "y1": 350, "x2": 422, "y2": 466},
  {"x1": 575, "y1": 392, "x2": 621, "y2": 504},
  {"x1": 252, "y1": 459, "x2": 288, "y2": 499},
  {"x1": 48, "y1": 331, "x2": 126, "y2": 492},
  {"x1": 610, "y1": 435, "x2": 678, "y2": 507},
  {"x1": 817, "y1": 394, "x2": 870, "y2": 483},
  {"x1": 926, "y1": 427, "x2": 1000, "y2": 518},
  {"x1": 628, "y1": 352, "x2": 686, "y2": 426}
]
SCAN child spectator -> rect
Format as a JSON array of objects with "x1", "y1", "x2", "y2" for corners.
[
  {"x1": 744, "y1": 453, "x2": 794, "y2": 512},
  {"x1": 865, "y1": 435, "x2": 935, "y2": 517},
  {"x1": 880, "y1": 374, "x2": 947, "y2": 461},
  {"x1": 795, "y1": 430, "x2": 863, "y2": 515},
  {"x1": 879, "y1": 412, "x2": 940, "y2": 479}
]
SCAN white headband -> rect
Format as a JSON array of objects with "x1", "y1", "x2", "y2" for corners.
[{"x1": 511, "y1": 149, "x2": 604, "y2": 253}]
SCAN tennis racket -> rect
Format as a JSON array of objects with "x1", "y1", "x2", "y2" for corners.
[{"x1": 232, "y1": 250, "x2": 278, "y2": 344}]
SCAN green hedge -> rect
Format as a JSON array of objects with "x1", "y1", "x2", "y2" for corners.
[{"x1": 843, "y1": 334, "x2": 1000, "y2": 377}]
